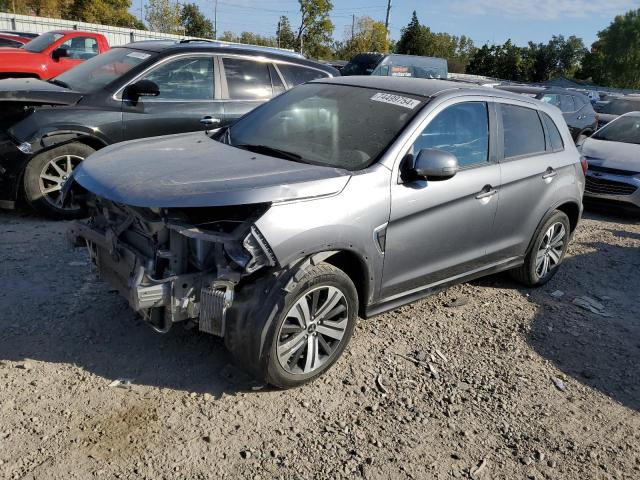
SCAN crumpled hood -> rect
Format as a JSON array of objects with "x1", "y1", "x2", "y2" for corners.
[
  {"x1": 74, "y1": 132, "x2": 352, "y2": 208},
  {"x1": 581, "y1": 137, "x2": 640, "y2": 172},
  {"x1": 0, "y1": 78, "x2": 83, "y2": 106}
]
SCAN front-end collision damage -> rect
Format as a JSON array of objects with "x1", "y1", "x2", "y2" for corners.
[{"x1": 70, "y1": 198, "x2": 276, "y2": 335}]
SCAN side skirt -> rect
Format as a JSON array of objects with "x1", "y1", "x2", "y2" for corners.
[{"x1": 363, "y1": 256, "x2": 524, "y2": 318}]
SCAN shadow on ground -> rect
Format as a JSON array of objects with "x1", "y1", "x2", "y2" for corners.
[{"x1": 0, "y1": 208, "x2": 638, "y2": 406}]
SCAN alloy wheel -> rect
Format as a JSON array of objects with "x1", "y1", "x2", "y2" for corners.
[
  {"x1": 535, "y1": 222, "x2": 566, "y2": 278},
  {"x1": 277, "y1": 285, "x2": 349, "y2": 375},
  {"x1": 38, "y1": 154, "x2": 83, "y2": 210}
]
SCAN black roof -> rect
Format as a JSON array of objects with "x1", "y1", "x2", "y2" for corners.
[
  {"x1": 315, "y1": 76, "x2": 484, "y2": 98},
  {"x1": 122, "y1": 39, "x2": 338, "y2": 75}
]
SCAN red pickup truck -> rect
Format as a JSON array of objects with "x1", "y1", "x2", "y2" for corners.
[{"x1": 0, "y1": 30, "x2": 109, "y2": 80}]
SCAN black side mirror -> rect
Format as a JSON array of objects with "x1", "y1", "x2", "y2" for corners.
[
  {"x1": 412, "y1": 148, "x2": 459, "y2": 180},
  {"x1": 52, "y1": 47, "x2": 68, "y2": 61},
  {"x1": 124, "y1": 80, "x2": 160, "y2": 102}
]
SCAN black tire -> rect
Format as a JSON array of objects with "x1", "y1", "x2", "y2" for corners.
[
  {"x1": 23, "y1": 142, "x2": 95, "y2": 219},
  {"x1": 225, "y1": 262, "x2": 358, "y2": 388},
  {"x1": 510, "y1": 210, "x2": 571, "y2": 287}
]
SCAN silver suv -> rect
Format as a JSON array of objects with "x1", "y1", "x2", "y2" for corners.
[{"x1": 69, "y1": 77, "x2": 585, "y2": 388}]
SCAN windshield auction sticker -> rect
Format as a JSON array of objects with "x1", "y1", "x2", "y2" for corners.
[{"x1": 371, "y1": 92, "x2": 421, "y2": 109}]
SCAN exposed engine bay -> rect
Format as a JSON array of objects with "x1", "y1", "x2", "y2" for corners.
[{"x1": 70, "y1": 197, "x2": 276, "y2": 336}]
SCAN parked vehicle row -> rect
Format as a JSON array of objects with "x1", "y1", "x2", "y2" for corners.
[
  {"x1": 0, "y1": 40, "x2": 338, "y2": 216},
  {"x1": 67, "y1": 77, "x2": 585, "y2": 387}
]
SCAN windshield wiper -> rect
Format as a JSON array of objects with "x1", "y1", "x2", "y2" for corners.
[
  {"x1": 48, "y1": 79, "x2": 70, "y2": 89},
  {"x1": 236, "y1": 144, "x2": 303, "y2": 162}
]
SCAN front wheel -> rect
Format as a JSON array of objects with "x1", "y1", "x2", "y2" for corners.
[
  {"x1": 23, "y1": 142, "x2": 95, "y2": 219},
  {"x1": 225, "y1": 262, "x2": 358, "y2": 388},
  {"x1": 510, "y1": 211, "x2": 571, "y2": 287}
]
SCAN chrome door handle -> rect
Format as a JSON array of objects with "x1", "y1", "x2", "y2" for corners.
[
  {"x1": 542, "y1": 167, "x2": 558, "y2": 180},
  {"x1": 200, "y1": 116, "x2": 221, "y2": 126},
  {"x1": 475, "y1": 185, "x2": 498, "y2": 200}
]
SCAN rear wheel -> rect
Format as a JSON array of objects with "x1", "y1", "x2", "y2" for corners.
[
  {"x1": 225, "y1": 262, "x2": 358, "y2": 388},
  {"x1": 23, "y1": 142, "x2": 95, "y2": 219},
  {"x1": 510, "y1": 211, "x2": 571, "y2": 286}
]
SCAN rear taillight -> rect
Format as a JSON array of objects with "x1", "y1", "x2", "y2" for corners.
[{"x1": 580, "y1": 156, "x2": 588, "y2": 175}]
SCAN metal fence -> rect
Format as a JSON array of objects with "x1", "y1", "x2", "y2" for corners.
[{"x1": 0, "y1": 12, "x2": 194, "y2": 46}]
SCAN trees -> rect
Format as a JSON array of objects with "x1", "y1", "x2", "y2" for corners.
[
  {"x1": 297, "y1": 0, "x2": 334, "y2": 59},
  {"x1": 67, "y1": 0, "x2": 145, "y2": 29},
  {"x1": 145, "y1": 0, "x2": 182, "y2": 34},
  {"x1": 395, "y1": 12, "x2": 475, "y2": 73},
  {"x1": 334, "y1": 16, "x2": 388, "y2": 60},
  {"x1": 219, "y1": 31, "x2": 277, "y2": 48},
  {"x1": 276, "y1": 16, "x2": 297, "y2": 50},
  {"x1": 578, "y1": 9, "x2": 640, "y2": 89},
  {"x1": 395, "y1": 11, "x2": 430, "y2": 56},
  {"x1": 467, "y1": 36, "x2": 586, "y2": 82},
  {"x1": 180, "y1": 3, "x2": 214, "y2": 38}
]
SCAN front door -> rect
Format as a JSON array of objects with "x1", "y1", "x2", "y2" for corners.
[
  {"x1": 122, "y1": 55, "x2": 223, "y2": 140},
  {"x1": 380, "y1": 101, "x2": 501, "y2": 300}
]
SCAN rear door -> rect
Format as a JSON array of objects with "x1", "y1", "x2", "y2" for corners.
[
  {"x1": 380, "y1": 99, "x2": 501, "y2": 299},
  {"x1": 122, "y1": 54, "x2": 223, "y2": 140},
  {"x1": 489, "y1": 102, "x2": 565, "y2": 262},
  {"x1": 219, "y1": 56, "x2": 278, "y2": 125}
]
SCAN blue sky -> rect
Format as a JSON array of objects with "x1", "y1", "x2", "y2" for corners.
[{"x1": 132, "y1": 0, "x2": 640, "y2": 47}]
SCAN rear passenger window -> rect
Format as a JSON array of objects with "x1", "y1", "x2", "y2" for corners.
[
  {"x1": 542, "y1": 113, "x2": 564, "y2": 152},
  {"x1": 223, "y1": 57, "x2": 272, "y2": 100},
  {"x1": 277, "y1": 64, "x2": 328, "y2": 87},
  {"x1": 413, "y1": 102, "x2": 489, "y2": 168},
  {"x1": 501, "y1": 104, "x2": 546, "y2": 159}
]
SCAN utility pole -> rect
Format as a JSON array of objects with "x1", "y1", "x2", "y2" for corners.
[
  {"x1": 277, "y1": 18, "x2": 281, "y2": 48},
  {"x1": 214, "y1": 0, "x2": 218, "y2": 40},
  {"x1": 351, "y1": 14, "x2": 355, "y2": 40},
  {"x1": 385, "y1": 0, "x2": 392, "y2": 35}
]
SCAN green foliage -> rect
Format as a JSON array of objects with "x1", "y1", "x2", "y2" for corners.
[
  {"x1": 276, "y1": 15, "x2": 297, "y2": 50},
  {"x1": 67, "y1": 0, "x2": 145, "y2": 29},
  {"x1": 180, "y1": 3, "x2": 213, "y2": 38},
  {"x1": 297, "y1": 0, "x2": 334, "y2": 59},
  {"x1": 578, "y1": 9, "x2": 640, "y2": 89},
  {"x1": 145, "y1": 0, "x2": 182, "y2": 35},
  {"x1": 395, "y1": 11, "x2": 475, "y2": 73},
  {"x1": 468, "y1": 35, "x2": 586, "y2": 82},
  {"x1": 219, "y1": 31, "x2": 277, "y2": 48},
  {"x1": 1, "y1": 0, "x2": 62, "y2": 17},
  {"x1": 334, "y1": 16, "x2": 388, "y2": 60}
]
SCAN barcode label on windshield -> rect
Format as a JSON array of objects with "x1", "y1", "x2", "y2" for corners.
[{"x1": 371, "y1": 92, "x2": 420, "y2": 110}]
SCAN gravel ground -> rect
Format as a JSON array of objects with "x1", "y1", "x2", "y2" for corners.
[{"x1": 0, "y1": 207, "x2": 639, "y2": 480}]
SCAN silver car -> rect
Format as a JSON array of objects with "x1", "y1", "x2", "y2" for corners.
[
  {"x1": 580, "y1": 112, "x2": 640, "y2": 210},
  {"x1": 69, "y1": 77, "x2": 585, "y2": 388}
]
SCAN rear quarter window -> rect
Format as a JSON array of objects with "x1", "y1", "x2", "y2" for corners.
[
  {"x1": 501, "y1": 104, "x2": 546, "y2": 159},
  {"x1": 541, "y1": 113, "x2": 565, "y2": 152}
]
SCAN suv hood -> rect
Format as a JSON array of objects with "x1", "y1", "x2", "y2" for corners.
[
  {"x1": 0, "y1": 78, "x2": 84, "y2": 106},
  {"x1": 582, "y1": 137, "x2": 640, "y2": 171},
  {"x1": 74, "y1": 132, "x2": 352, "y2": 208}
]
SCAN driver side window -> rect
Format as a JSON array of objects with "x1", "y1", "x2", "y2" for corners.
[
  {"x1": 411, "y1": 102, "x2": 489, "y2": 168},
  {"x1": 141, "y1": 56, "x2": 214, "y2": 101}
]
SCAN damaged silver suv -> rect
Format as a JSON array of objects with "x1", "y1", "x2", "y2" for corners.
[{"x1": 69, "y1": 77, "x2": 585, "y2": 388}]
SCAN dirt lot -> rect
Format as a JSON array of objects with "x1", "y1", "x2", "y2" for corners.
[{"x1": 0, "y1": 206, "x2": 639, "y2": 480}]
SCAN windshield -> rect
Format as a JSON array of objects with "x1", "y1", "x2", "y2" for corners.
[
  {"x1": 592, "y1": 116, "x2": 640, "y2": 145},
  {"x1": 341, "y1": 54, "x2": 383, "y2": 76},
  {"x1": 23, "y1": 32, "x2": 63, "y2": 52},
  {"x1": 54, "y1": 48, "x2": 157, "y2": 93},
  {"x1": 601, "y1": 99, "x2": 640, "y2": 115},
  {"x1": 227, "y1": 83, "x2": 425, "y2": 170}
]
